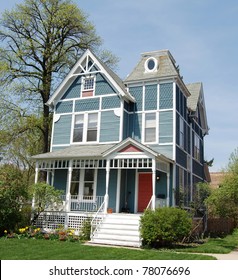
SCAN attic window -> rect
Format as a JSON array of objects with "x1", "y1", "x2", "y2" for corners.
[
  {"x1": 82, "y1": 76, "x2": 95, "y2": 97},
  {"x1": 145, "y1": 57, "x2": 158, "y2": 72}
]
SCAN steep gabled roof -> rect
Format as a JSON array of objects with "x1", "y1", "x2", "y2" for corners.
[
  {"x1": 47, "y1": 49, "x2": 134, "y2": 107},
  {"x1": 187, "y1": 82, "x2": 209, "y2": 135}
]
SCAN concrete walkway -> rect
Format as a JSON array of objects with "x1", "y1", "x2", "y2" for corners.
[{"x1": 203, "y1": 248, "x2": 238, "y2": 260}]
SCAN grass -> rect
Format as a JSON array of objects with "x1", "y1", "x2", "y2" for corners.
[
  {"x1": 1, "y1": 229, "x2": 237, "y2": 260},
  {"x1": 0, "y1": 238, "x2": 215, "y2": 260},
  {"x1": 176, "y1": 229, "x2": 238, "y2": 254}
]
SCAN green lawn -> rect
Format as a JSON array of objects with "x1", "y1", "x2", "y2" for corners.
[
  {"x1": 1, "y1": 229, "x2": 238, "y2": 260},
  {"x1": 176, "y1": 229, "x2": 238, "y2": 254},
  {"x1": 0, "y1": 238, "x2": 215, "y2": 260}
]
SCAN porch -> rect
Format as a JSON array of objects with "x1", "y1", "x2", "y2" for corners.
[{"x1": 46, "y1": 194, "x2": 167, "y2": 213}]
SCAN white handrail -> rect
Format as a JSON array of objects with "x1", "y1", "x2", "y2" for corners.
[
  {"x1": 146, "y1": 196, "x2": 153, "y2": 210},
  {"x1": 90, "y1": 200, "x2": 106, "y2": 239}
]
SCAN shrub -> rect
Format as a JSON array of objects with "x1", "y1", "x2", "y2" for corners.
[
  {"x1": 140, "y1": 207, "x2": 192, "y2": 248},
  {"x1": 80, "y1": 217, "x2": 92, "y2": 240}
]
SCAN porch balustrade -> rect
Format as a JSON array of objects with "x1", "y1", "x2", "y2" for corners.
[{"x1": 62, "y1": 195, "x2": 104, "y2": 212}]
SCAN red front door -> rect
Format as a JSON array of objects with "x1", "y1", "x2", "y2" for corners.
[{"x1": 138, "y1": 173, "x2": 152, "y2": 212}]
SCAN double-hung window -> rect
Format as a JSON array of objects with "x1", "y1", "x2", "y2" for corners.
[
  {"x1": 144, "y1": 112, "x2": 156, "y2": 142},
  {"x1": 179, "y1": 117, "x2": 184, "y2": 148},
  {"x1": 194, "y1": 134, "x2": 200, "y2": 161},
  {"x1": 73, "y1": 112, "x2": 98, "y2": 143}
]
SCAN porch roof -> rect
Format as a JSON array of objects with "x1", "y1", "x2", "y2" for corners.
[{"x1": 32, "y1": 144, "x2": 115, "y2": 160}]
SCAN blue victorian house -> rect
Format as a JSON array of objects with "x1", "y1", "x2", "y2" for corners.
[{"x1": 32, "y1": 49, "x2": 209, "y2": 246}]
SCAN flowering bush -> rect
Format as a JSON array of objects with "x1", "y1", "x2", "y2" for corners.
[{"x1": 1, "y1": 225, "x2": 80, "y2": 242}]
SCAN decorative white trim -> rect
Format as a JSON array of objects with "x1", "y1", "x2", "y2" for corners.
[{"x1": 144, "y1": 57, "x2": 158, "y2": 73}]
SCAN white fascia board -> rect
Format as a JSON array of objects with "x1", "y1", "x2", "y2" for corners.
[{"x1": 47, "y1": 49, "x2": 135, "y2": 107}]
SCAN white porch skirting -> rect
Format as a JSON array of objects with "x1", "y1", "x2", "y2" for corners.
[{"x1": 34, "y1": 211, "x2": 102, "y2": 234}]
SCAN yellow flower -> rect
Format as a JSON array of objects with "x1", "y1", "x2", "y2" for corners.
[{"x1": 4, "y1": 230, "x2": 7, "y2": 234}]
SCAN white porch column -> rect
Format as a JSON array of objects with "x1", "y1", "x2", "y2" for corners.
[
  {"x1": 32, "y1": 162, "x2": 39, "y2": 209},
  {"x1": 167, "y1": 172, "x2": 170, "y2": 207},
  {"x1": 104, "y1": 159, "x2": 110, "y2": 214},
  {"x1": 65, "y1": 160, "x2": 73, "y2": 213},
  {"x1": 152, "y1": 158, "x2": 156, "y2": 210}
]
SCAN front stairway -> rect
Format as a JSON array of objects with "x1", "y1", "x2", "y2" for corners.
[{"x1": 90, "y1": 213, "x2": 142, "y2": 247}]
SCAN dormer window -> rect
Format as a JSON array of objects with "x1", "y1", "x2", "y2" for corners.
[
  {"x1": 144, "y1": 57, "x2": 158, "y2": 72},
  {"x1": 82, "y1": 76, "x2": 95, "y2": 97}
]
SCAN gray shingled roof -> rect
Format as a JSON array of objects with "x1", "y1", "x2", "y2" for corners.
[
  {"x1": 32, "y1": 144, "x2": 115, "y2": 160},
  {"x1": 186, "y1": 82, "x2": 202, "y2": 111},
  {"x1": 124, "y1": 50, "x2": 179, "y2": 83}
]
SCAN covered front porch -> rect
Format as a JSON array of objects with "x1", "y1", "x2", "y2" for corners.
[{"x1": 33, "y1": 138, "x2": 173, "y2": 216}]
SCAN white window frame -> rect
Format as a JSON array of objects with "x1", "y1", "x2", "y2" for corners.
[
  {"x1": 81, "y1": 76, "x2": 95, "y2": 97},
  {"x1": 72, "y1": 112, "x2": 99, "y2": 143},
  {"x1": 179, "y1": 117, "x2": 184, "y2": 148},
  {"x1": 143, "y1": 112, "x2": 157, "y2": 143},
  {"x1": 70, "y1": 169, "x2": 97, "y2": 201},
  {"x1": 194, "y1": 134, "x2": 200, "y2": 161}
]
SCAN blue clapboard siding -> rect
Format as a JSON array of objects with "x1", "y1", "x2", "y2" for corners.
[
  {"x1": 144, "y1": 84, "x2": 157, "y2": 110},
  {"x1": 95, "y1": 73, "x2": 117, "y2": 95},
  {"x1": 96, "y1": 169, "x2": 106, "y2": 197},
  {"x1": 160, "y1": 83, "x2": 173, "y2": 109},
  {"x1": 52, "y1": 115, "x2": 72, "y2": 145},
  {"x1": 62, "y1": 77, "x2": 81, "y2": 99},
  {"x1": 159, "y1": 111, "x2": 173, "y2": 143},
  {"x1": 100, "y1": 111, "x2": 120, "y2": 142}
]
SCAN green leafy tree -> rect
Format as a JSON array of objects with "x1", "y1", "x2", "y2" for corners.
[
  {"x1": 0, "y1": 0, "x2": 117, "y2": 158},
  {"x1": 0, "y1": 164, "x2": 29, "y2": 235},
  {"x1": 206, "y1": 148, "x2": 238, "y2": 223},
  {"x1": 31, "y1": 182, "x2": 63, "y2": 224}
]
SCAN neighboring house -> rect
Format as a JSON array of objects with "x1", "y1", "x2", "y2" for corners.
[
  {"x1": 210, "y1": 172, "x2": 225, "y2": 189},
  {"x1": 32, "y1": 49, "x2": 209, "y2": 246}
]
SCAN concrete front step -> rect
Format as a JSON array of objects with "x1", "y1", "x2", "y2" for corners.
[
  {"x1": 89, "y1": 238, "x2": 141, "y2": 248},
  {"x1": 90, "y1": 213, "x2": 142, "y2": 247}
]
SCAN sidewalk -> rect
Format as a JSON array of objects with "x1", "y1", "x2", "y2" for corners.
[{"x1": 199, "y1": 248, "x2": 238, "y2": 260}]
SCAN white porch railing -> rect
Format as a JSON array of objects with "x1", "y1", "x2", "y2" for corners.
[
  {"x1": 57, "y1": 195, "x2": 104, "y2": 212},
  {"x1": 146, "y1": 197, "x2": 167, "y2": 210}
]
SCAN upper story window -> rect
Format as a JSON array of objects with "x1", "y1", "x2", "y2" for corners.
[
  {"x1": 73, "y1": 112, "x2": 98, "y2": 143},
  {"x1": 179, "y1": 117, "x2": 184, "y2": 148},
  {"x1": 144, "y1": 57, "x2": 158, "y2": 72},
  {"x1": 82, "y1": 76, "x2": 95, "y2": 97},
  {"x1": 194, "y1": 134, "x2": 200, "y2": 161},
  {"x1": 144, "y1": 112, "x2": 156, "y2": 143}
]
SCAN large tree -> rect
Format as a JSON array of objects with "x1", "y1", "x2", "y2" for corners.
[{"x1": 0, "y1": 0, "x2": 115, "y2": 156}]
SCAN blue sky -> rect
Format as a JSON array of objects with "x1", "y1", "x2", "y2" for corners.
[{"x1": 1, "y1": 0, "x2": 238, "y2": 172}]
